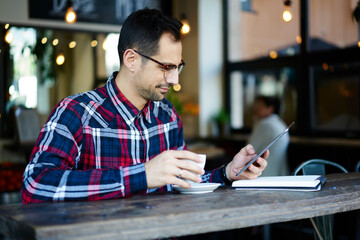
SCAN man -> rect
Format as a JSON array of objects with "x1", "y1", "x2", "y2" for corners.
[
  {"x1": 22, "y1": 8, "x2": 268, "y2": 204},
  {"x1": 248, "y1": 96, "x2": 289, "y2": 176}
]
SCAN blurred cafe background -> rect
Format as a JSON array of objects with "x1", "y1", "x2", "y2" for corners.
[{"x1": 0, "y1": 0, "x2": 360, "y2": 239}]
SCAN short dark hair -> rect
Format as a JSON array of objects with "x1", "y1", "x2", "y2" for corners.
[
  {"x1": 256, "y1": 96, "x2": 281, "y2": 114},
  {"x1": 118, "y1": 8, "x2": 183, "y2": 65}
]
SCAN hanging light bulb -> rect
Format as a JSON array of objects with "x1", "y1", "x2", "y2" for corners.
[
  {"x1": 269, "y1": 50, "x2": 278, "y2": 59},
  {"x1": 282, "y1": 0, "x2": 293, "y2": 23},
  {"x1": 65, "y1": 7, "x2": 77, "y2": 24},
  {"x1": 180, "y1": 14, "x2": 191, "y2": 35},
  {"x1": 65, "y1": 0, "x2": 77, "y2": 24}
]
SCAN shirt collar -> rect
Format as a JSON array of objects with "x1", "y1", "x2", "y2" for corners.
[{"x1": 106, "y1": 72, "x2": 152, "y2": 124}]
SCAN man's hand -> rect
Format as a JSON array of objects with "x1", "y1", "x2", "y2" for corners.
[
  {"x1": 144, "y1": 150, "x2": 205, "y2": 189},
  {"x1": 226, "y1": 144, "x2": 269, "y2": 181}
]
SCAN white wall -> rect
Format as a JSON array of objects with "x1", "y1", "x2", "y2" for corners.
[
  {"x1": 199, "y1": 0, "x2": 224, "y2": 136},
  {"x1": 72, "y1": 33, "x2": 94, "y2": 94},
  {"x1": 0, "y1": 0, "x2": 120, "y2": 32}
]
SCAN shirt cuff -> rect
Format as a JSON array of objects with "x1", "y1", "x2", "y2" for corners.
[
  {"x1": 122, "y1": 164, "x2": 148, "y2": 196},
  {"x1": 220, "y1": 163, "x2": 233, "y2": 185}
]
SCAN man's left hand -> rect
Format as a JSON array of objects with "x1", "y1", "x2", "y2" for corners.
[{"x1": 226, "y1": 144, "x2": 269, "y2": 181}]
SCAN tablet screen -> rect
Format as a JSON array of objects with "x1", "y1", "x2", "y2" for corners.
[{"x1": 236, "y1": 122, "x2": 295, "y2": 176}]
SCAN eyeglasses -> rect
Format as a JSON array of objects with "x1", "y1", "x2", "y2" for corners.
[{"x1": 133, "y1": 49, "x2": 185, "y2": 79}]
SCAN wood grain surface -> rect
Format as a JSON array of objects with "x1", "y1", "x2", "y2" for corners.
[{"x1": 1, "y1": 172, "x2": 359, "y2": 240}]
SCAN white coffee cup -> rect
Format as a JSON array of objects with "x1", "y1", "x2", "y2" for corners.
[{"x1": 182, "y1": 154, "x2": 206, "y2": 184}]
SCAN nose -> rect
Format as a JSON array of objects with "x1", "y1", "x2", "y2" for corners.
[{"x1": 165, "y1": 70, "x2": 179, "y2": 85}]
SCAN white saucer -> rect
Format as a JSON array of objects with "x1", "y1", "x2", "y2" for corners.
[{"x1": 173, "y1": 183, "x2": 221, "y2": 194}]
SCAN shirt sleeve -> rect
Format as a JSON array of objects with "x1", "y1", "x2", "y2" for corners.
[
  {"x1": 201, "y1": 167, "x2": 224, "y2": 184},
  {"x1": 21, "y1": 98, "x2": 148, "y2": 204}
]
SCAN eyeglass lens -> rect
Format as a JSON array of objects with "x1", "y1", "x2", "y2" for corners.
[{"x1": 164, "y1": 63, "x2": 184, "y2": 79}]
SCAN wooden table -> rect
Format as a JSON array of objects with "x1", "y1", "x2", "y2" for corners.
[{"x1": 1, "y1": 173, "x2": 360, "y2": 240}]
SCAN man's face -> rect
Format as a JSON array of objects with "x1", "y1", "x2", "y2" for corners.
[
  {"x1": 253, "y1": 99, "x2": 274, "y2": 120},
  {"x1": 134, "y1": 33, "x2": 183, "y2": 102}
]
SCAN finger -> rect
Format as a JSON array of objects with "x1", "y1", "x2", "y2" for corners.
[
  {"x1": 176, "y1": 168, "x2": 184, "y2": 178},
  {"x1": 251, "y1": 155, "x2": 267, "y2": 171},
  {"x1": 244, "y1": 144, "x2": 256, "y2": 155},
  {"x1": 172, "y1": 176, "x2": 192, "y2": 189},
  {"x1": 171, "y1": 150, "x2": 204, "y2": 163},
  {"x1": 176, "y1": 160, "x2": 204, "y2": 175},
  {"x1": 248, "y1": 164, "x2": 263, "y2": 175},
  {"x1": 177, "y1": 169, "x2": 202, "y2": 183},
  {"x1": 261, "y1": 149, "x2": 270, "y2": 159}
]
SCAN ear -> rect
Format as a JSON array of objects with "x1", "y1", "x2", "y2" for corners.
[
  {"x1": 268, "y1": 105, "x2": 275, "y2": 114},
  {"x1": 122, "y1": 49, "x2": 137, "y2": 72}
]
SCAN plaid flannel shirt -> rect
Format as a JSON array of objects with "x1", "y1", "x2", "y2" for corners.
[{"x1": 22, "y1": 72, "x2": 223, "y2": 204}]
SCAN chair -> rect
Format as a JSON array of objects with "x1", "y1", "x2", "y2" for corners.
[
  {"x1": 14, "y1": 107, "x2": 42, "y2": 160},
  {"x1": 355, "y1": 161, "x2": 360, "y2": 172},
  {"x1": 14, "y1": 107, "x2": 42, "y2": 145},
  {"x1": 293, "y1": 159, "x2": 348, "y2": 240}
]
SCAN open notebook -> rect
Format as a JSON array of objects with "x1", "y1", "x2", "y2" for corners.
[{"x1": 232, "y1": 175, "x2": 326, "y2": 192}]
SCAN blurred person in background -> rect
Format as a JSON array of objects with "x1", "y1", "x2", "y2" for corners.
[{"x1": 248, "y1": 96, "x2": 290, "y2": 176}]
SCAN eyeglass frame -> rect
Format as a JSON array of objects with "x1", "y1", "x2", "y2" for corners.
[{"x1": 132, "y1": 49, "x2": 185, "y2": 78}]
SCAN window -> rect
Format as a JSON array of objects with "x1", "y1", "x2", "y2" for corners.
[
  {"x1": 228, "y1": 0, "x2": 300, "y2": 62},
  {"x1": 8, "y1": 27, "x2": 37, "y2": 109},
  {"x1": 230, "y1": 67, "x2": 297, "y2": 130},
  {"x1": 309, "y1": 0, "x2": 359, "y2": 52},
  {"x1": 311, "y1": 62, "x2": 360, "y2": 133},
  {"x1": 225, "y1": 0, "x2": 360, "y2": 137},
  {"x1": 103, "y1": 33, "x2": 120, "y2": 77},
  {"x1": 1, "y1": 25, "x2": 121, "y2": 139}
]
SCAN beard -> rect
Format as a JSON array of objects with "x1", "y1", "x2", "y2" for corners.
[
  {"x1": 138, "y1": 86, "x2": 164, "y2": 101},
  {"x1": 134, "y1": 67, "x2": 170, "y2": 102},
  {"x1": 136, "y1": 79, "x2": 170, "y2": 102}
]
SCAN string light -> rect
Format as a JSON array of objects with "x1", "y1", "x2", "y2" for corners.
[
  {"x1": 56, "y1": 53, "x2": 65, "y2": 65},
  {"x1": 91, "y1": 40, "x2": 98, "y2": 47},
  {"x1": 41, "y1": 37, "x2": 48, "y2": 44},
  {"x1": 4, "y1": 24, "x2": 9, "y2": 29},
  {"x1": 173, "y1": 84, "x2": 182, "y2": 92},
  {"x1": 34, "y1": 33, "x2": 114, "y2": 67},
  {"x1": 68, "y1": 41, "x2": 76, "y2": 48},
  {"x1": 283, "y1": 0, "x2": 293, "y2": 22},
  {"x1": 52, "y1": 39, "x2": 59, "y2": 46},
  {"x1": 4, "y1": 30, "x2": 13, "y2": 44}
]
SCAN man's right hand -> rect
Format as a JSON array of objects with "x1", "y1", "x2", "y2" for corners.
[{"x1": 144, "y1": 150, "x2": 205, "y2": 189}]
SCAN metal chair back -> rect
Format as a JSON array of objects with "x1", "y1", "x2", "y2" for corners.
[{"x1": 293, "y1": 159, "x2": 348, "y2": 240}]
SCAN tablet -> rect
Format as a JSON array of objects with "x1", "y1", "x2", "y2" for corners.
[{"x1": 236, "y1": 121, "x2": 295, "y2": 176}]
